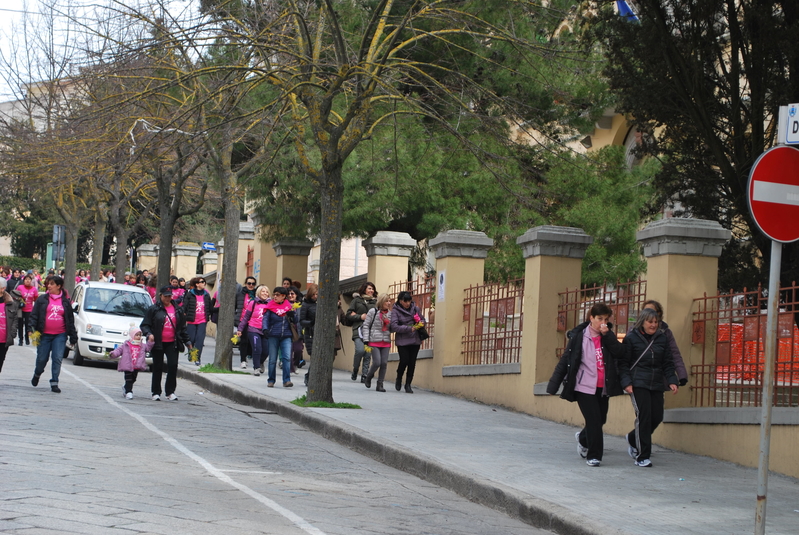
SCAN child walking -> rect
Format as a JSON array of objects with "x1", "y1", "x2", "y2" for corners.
[{"x1": 109, "y1": 327, "x2": 153, "y2": 399}]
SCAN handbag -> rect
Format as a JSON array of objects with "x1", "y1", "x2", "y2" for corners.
[
  {"x1": 417, "y1": 326, "x2": 430, "y2": 341},
  {"x1": 289, "y1": 322, "x2": 301, "y2": 343}
]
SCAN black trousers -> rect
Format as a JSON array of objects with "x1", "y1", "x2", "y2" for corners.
[
  {"x1": 396, "y1": 344, "x2": 421, "y2": 385},
  {"x1": 150, "y1": 344, "x2": 179, "y2": 396},
  {"x1": 0, "y1": 343, "x2": 8, "y2": 373},
  {"x1": 574, "y1": 388, "x2": 609, "y2": 461},
  {"x1": 627, "y1": 388, "x2": 665, "y2": 462},
  {"x1": 124, "y1": 370, "x2": 139, "y2": 393}
]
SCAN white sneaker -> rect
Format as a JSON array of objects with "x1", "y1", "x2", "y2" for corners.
[
  {"x1": 167, "y1": 393, "x2": 179, "y2": 401},
  {"x1": 635, "y1": 459, "x2": 652, "y2": 467},
  {"x1": 586, "y1": 459, "x2": 601, "y2": 467},
  {"x1": 125, "y1": 392, "x2": 134, "y2": 400},
  {"x1": 253, "y1": 371, "x2": 260, "y2": 377},
  {"x1": 152, "y1": 394, "x2": 161, "y2": 401},
  {"x1": 240, "y1": 361, "x2": 247, "y2": 369},
  {"x1": 575, "y1": 431, "x2": 587, "y2": 459},
  {"x1": 628, "y1": 445, "x2": 639, "y2": 460}
]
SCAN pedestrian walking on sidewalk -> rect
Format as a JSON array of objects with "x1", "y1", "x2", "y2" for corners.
[
  {"x1": 109, "y1": 326, "x2": 153, "y2": 399},
  {"x1": 287, "y1": 286, "x2": 304, "y2": 373},
  {"x1": 264, "y1": 287, "x2": 296, "y2": 387},
  {"x1": 390, "y1": 291, "x2": 426, "y2": 393},
  {"x1": 17, "y1": 274, "x2": 38, "y2": 346},
  {"x1": 237, "y1": 285, "x2": 271, "y2": 376},
  {"x1": 363, "y1": 293, "x2": 393, "y2": 392},
  {"x1": 183, "y1": 277, "x2": 211, "y2": 366},
  {"x1": 617, "y1": 308, "x2": 679, "y2": 468},
  {"x1": 29, "y1": 276, "x2": 76, "y2": 393},
  {"x1": 235, "y1": 276, "x2": 258, "y2": 369},
  {"x1": 0, "y1": 278, "x2": 20, "y2": 373},
  {"x1": 642, "y1": 300, "x2": 689, "y2": 386},
  {"x1": 346, "y1": 281, "x2": 377, "y2": 383},
  {"x1": 546, "y1": 303, "x2": 623, "y2": 467},
  {"x1": 141, "y1": 286, "x2": 191, "y2": 401}
]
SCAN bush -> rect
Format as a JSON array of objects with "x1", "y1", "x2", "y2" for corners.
[{"x1": 0, "y1": 256, "x2": 46, "y2": 272}]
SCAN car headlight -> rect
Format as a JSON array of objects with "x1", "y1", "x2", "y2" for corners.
[{"x1": 86, "y1": 324, "x2": 103, "y2": 335}]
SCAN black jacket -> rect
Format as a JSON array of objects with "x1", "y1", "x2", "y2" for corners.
[
  {"x1": 546, "y1": 321, "x2": 623, "y2": 402},
  {"x1": 140, "y1": 301, "x2": 190, "y2": 351},
  {"x1": 346, "y1": 293, "x2": 377, "y2": 340},
  {"x1": 299, "y1": 297, "x2": 317, "y2": 354},
  {"x1": 29, "y1": 292, "x2": 77, "y2": 345},
  {"x1": 617, "y1": 327, "x2": 678, "y2": 392},
  {"x1": 182, "y1": 290, "x2": 212, "y2": 323}
]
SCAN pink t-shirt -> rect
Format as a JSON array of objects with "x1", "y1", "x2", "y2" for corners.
[
  {"x1": 130, "y1": 343, "x2": 144, "y2": 368},
  {"x1": 189, "y1": 292, "x2": 207, "y2": 325},
  {"x1": 162, "y1": 305, "x2": 176, "y2": 343},
  {"x1": 43, "y1": 293, "x2": 66, "y2": 335},
  {"x1": 241, "y1": 294, "x2": 252, "y2": 321},
  {"x1": 592, "y1": 335, "x2": 605, "y2": 387},
  {"x1": 19, "y1": 285, "x2": 38, "y2": 312},
  {"x1": 0, "y1": 302, "x2": 7, "y2": 342},
  {"x1": 247, "y1": 302, "x2": 269, "y2": 330}
]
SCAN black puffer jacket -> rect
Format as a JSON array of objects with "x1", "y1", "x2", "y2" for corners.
[
  {"x1": 183, "y1": 290, "x2": 212, "y2": 323},
  {"x1": 617, "y1": 327, "x2": 678, "y2": 392},
  {"x1": 299, "y1": 297, "x2": 316, "y2": 355},
  {"x1": 546, "y1": 321, "x2": 623, "y2": 402}
]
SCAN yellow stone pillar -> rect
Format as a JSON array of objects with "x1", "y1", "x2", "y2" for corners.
[
  {"x1": 363, "y1": 231, "x2": 418, "y2": 295},
  {"x1": 201, "y1": 252, "x2": 218, "y2": 274},
  {"x1": 234, "y1": 222, "x2": 255, "y2": 284},
  {"x1": 637, "y1": 218, "x2": 730, "y2": 408},
  {"x1": 429, "y1": 230, "x2": 494, "y2": 370},
  {"x1": 273, "y1": 239, "x2": 314, "y2": 290},
  {"x1": 136, "y1": 244, "x2": 158, "y2": 274},
  {"x1": 517, "y1": 226, "x2": 594, "y2": 389},
  {"x1": 172, "y1": 242, "x2": 201, "y2": 281}
]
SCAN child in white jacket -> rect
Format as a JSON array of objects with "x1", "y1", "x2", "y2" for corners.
[{"x1": 109, "y1": 327, "x2": 153, "y2": 399}]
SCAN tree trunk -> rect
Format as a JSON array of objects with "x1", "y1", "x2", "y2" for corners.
[
  {"x1": 63, "y1": 221, "x2": 79, "y2": 296},
  {"x1": 307, "y1": 163, "x2": 344, "y2": 403},
  {"x1": 90, "y1": 205, "x2": 107, "y2": 281},
  {"x1": 213, "y1": 170, "x2": 240, "y2": 371}
]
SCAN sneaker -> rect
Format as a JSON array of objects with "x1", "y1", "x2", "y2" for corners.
[
  {"x1": 635, "y1": 459, "x2": 652, "y2": 468},
  {"x1": 351, "y1": 370, "x2": 358, "y2": 381},
  {"x1": 628, "y1": 445, "x2": 639, "y2": 460},
  {"x1": 240, "y1": 361, "x2": 247, "y2": 369},
  {"x1": 259, "y1": 364, "x2": 265, "y2": 374},
  {"x1": 125, "y1": 392, "x2": 134, "y2": 400},
  {"x1": 267, "y1": 382, "x2": 275, "y2": 388},
  {"x1": 283, "y1": 381, "x2": 293, "y2": 388},
  {"x1": 586, "y1": 459, "x2": 601, "y2": 467},
  {"x1": 253, "y1": 371, "x2": 260, "y2": 377},
  {"x1": 298, "y1": 359, "x2": 306, "y2": 368},
  {"x1": 575, "y1": 431, "x2": 588, "y2": 459},
  {"x1": 51, "y1": 385, "x2": 61, "y2": 393},
  {"x1": 167, "y1": 393, "x2": 179, "y2": 401},
  {"x1": 152, "y1": 394, "x2": 161, "y2": 401},
  {"x1": 31, "y1": 375, "x2": 39, "y2": 387},
  {"x1": 194, "y1": 360, "x2": 201, "y2": 367}
]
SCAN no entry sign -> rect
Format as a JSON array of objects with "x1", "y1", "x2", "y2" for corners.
[{"x1": 747, "y1": 145, "x2": 799, "y2": 243}]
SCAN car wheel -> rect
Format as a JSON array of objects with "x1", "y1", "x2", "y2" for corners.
[{"x1": 73, "y1": 346, "x2": 84, "y2": 366}]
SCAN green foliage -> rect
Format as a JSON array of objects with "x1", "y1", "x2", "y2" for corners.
[
  {"x1": 544, "y1": 146, "x2": 656, "y2": 285},
  {"x1": 291, "y1": 394, "x2": 361, "y2": 409},
  {"x1": 0, "y1": 256, "x2": 46, "y2": 272},
  {"x1": 197, "y1": 364, "x2": 249, "y2": 374}
]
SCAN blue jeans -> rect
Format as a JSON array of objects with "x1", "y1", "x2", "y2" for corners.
[
  {"x1": 187, "y1": 322, "x2": 207, "y2": 360},
  {"x1": 34, "y1": 332, "x2": 67, "y2": 386},
  {"x1": 267, "y1": 336, "x2": 292, "y2": 384}
]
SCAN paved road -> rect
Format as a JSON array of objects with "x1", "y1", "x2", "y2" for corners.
[{"x1": 0, "y1": 345, "x2": 549, "y2": 534}]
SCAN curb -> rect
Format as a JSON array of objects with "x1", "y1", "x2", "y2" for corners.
[{"x1": 178, "y1": 367, "x2": 624, "y2": 535}]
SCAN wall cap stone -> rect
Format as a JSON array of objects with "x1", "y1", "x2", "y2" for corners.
[
  {"x1": 516, "y1": 226, "x2": 593, "y2": 259},
  {"x1": 239, "y1": 221, "x2": 255, "y2": 241},
  {"x1": 429, "y1": 230, "x2": 494, "y2": 259},
  {"x1": 442, "y1": 363, "x2": 521, "y2": 376},
  {"x1": 637, "y1": 218, "x2": 731, "y2": 258},
  {"x1": 138, "y1": 244, "x2": 159, "y2": 257},
  {"x1": 201, "y1": 253, "x2": 218, "y2": 265},
  {"x1": 664, "y1": 407, "x2": 799, "y2": 426},
  {"x1": 272, "y1": 238, "x2": 314, "y2": 257},
  {"x1": 172, "y1": 242, "x2": 202, "y2": 256},
  {"x1": 363, "y1": 231, "x2": 417, "y2": 258}
]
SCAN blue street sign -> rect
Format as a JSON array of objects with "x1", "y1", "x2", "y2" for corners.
[{"x1": 202, "y1": 242, "x2": 216, "y2": 251}]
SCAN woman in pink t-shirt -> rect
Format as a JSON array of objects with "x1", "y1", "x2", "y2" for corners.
[
  {"x1": 236, "y1": 285, "x2": 271, "y2": 376},
  {"x1": 29, "y1": 275, "x2": 77, "y2": 393},
  {"x1": 183, "y1": 277, "x2": 212, "y2": 366},
  {"x1": 17, "y1": 274, "x2": 38, "y2": 346},
  {"x1": 0, "y1": 278, "x2": 20, "y2": 374},
  {"x1": 140, "y1": 286, "x2": 191, "y2": 401}
]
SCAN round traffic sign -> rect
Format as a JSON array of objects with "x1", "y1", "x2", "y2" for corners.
[{"x1": 747, "y1": 145, "x2": 799, "y2": 243}]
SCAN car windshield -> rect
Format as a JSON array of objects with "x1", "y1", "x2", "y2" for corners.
[{"x1": 83, "y1": 288, "x2": 152, "y2": 317}]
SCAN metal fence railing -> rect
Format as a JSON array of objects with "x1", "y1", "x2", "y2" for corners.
[
  {"x1": 691, "y1": 284, "x2": 799, "y2": 408},
  {"x1": 556, "y1": 280, "x2": 647, "y2": 358},
  {"x1": 386, "y1": 275, "x2": 435, "y2": 352},
  {"x1": 462, "y1": 279, "x2": 524, "y2": 365}
]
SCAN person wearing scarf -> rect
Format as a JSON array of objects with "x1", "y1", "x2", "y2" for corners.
[
  {"x1": 362, "y1": 293, "x2": 393, "y2": 392},
  {"x1": 263, "y1": 287, "x2": 297, "y2": 387}
]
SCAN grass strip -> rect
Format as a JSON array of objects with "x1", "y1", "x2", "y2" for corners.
[{"x1": 291, "y1": 394, "x2": 361, "y2": 409}]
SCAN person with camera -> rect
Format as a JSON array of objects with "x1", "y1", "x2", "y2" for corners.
[
  {"x1": 547, "y1": 302, "x2": 623, "y2": 467},
  {"x1": 141, "y1": 286, "x2": 191, "y2": 401}
]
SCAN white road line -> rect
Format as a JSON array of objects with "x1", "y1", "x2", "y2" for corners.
[
  {"x1": 62, "y1": 368, "x2": 327, "y2": 535},
  {"x1": 220, "y1": 469, "x2": 283, "y2": 475}
]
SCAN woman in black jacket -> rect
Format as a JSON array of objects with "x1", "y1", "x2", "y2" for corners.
[
  {"x1": 29, "y1": 276, "x2": 77, "y2": 393},
  {"x1": 141, "y1": 286, "x2": 191, "y2": 401},
  {"x1": 182, "y1": 276, "x2": 212, "y2": 366},
  {"x1": 299, "y1": 284, "x2": 317, "y2": 386},
  {"x1": 547, "y1": 303, "x2": 623, "y2": 466},
  {"x1": 617, "y1": 308, "x2": 679, "y2": 468},
  {"x1": 346, "y1": 281, "x2": 377, "y2": 382}
]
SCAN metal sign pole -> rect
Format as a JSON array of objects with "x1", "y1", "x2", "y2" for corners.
[{"x1": 754, "y1": 240, "x2": 781, "y2": 535}]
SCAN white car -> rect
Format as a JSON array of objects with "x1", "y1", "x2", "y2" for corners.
[{"x1": 70, "y1": 281, "x2": 154, "y2": 366}]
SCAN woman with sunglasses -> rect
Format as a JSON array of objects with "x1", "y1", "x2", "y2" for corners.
[
  {"x1": 235, "y1": 277, "x2": 258, "y2": 369},
  {"x1": 183, "y1": 277, "x2": 212, "y2": 366}
]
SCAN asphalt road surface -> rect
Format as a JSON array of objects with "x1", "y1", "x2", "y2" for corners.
[{"x1": 1, "y1": 348, "x2": 549, "y2": 534}]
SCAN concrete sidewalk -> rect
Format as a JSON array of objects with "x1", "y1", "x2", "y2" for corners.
[{"x1": 176, "y1": 351, "x2": 799, "y2": 535}]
